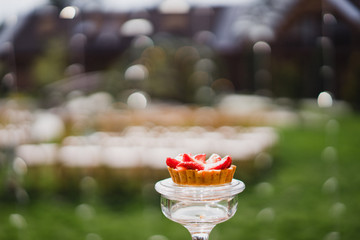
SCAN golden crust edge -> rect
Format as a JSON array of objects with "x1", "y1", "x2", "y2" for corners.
[{"x1": 167, "y1": 165, "x2": 236, "y2": 185}]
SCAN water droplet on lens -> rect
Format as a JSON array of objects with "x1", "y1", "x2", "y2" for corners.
[
  {"x1": 16, "y1": 188, "x2": 29, "y2": 204},
  {"x1": 86, "y1": 233, "x2": 102, "y2": 240},
  {"x1": 323, "y1": 13, "x2": 337, "y2": 25},
  {"x1": 256, "y1": 207, "x2": 275, "y2": 222},
  {"x1": 9, "y1": 213, "x2": 27, "y2": 229},
  {"x1": 194, "y1": 86, "x2": 215, "y2": 105},
  {"x1": 329, "y1": 202, "x2": 346, "y2": 218},
  {"x1": 125, "y1": 64, "x2": 148, "y2": 81},
  {"x1": 127, "y1": 91, "x2": 148, "y2": 109},
  {"x1": 317, "y1": 91, "x2": 333, "y2": 108},
  {"x1": 324, "y1": 231, "x2": 340, "y2": 240},
  {"x1": 13, "y1": 157, "x2": 27, "y2": 176},
  {"x1": 148, "y1": 235, "x2": 169, "y2": 240},
  {"x1": 59, "y1": 6, "x2": 79, "y2": 19},
  {"x1": 326, "y1": 119, "x2": 339, "y2": 136},
  {"x1": 254, "y1": 152, "x2": 273, "y2": 169},
  {"x1": 322, "y1": 177, "x2": 338, "y2": 194},
  {"x1": 255, "y1": 182, "x2": 274, "y2": 197},
  {"x1": 76, "y1": 204, "x2": 95, "y2": 220},
  {"x1": 321, "y1": 146, "x2": 337, "y2": 163},
  {"x1": 253, "y1": 41, "x2": 271, "y2": 54},
  {"x1": 80, "y1": 176, "x2": 97, "y2": 193}
]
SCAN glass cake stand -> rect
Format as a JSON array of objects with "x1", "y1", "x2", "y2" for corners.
[{"x1": 155, "y1": 178, "x2": 245, "y2": 240}]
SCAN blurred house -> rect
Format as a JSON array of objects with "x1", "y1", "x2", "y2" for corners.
[{"x1": 0, "y1": 0, "x2": 360, "y2": 105}]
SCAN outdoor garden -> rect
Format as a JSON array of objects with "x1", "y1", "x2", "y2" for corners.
[
  {"x1": 1, "y1": 1, "x2": 360, "y2": 239},
  {"x1": 0, "y1": 94, "x2": 359, "y2": 240}
]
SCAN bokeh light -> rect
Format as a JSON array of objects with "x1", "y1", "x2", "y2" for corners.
[
  {"x1": 76, "y1": 203, "x2": 95, "y2": 220},
  {"x1": 30, "y1": 112, "x2": 65, "y2": 143},
  {"x1": 120, "y1": 19, "x2": 154, "y2": 37},
  {"x1": 9, "y1": 213, "x2": 27, "y2": 229},
  {"x1": 59, "y1": 6, "x2": 79, "y2": 19},
  {"x1": 253, "y1": 41, "x2": 271, "y2": 54},
  {"x1": 86, "y1": 233, "x2": 103, "y2": 240},
  {"x1": 124, "y1": 64, "x2": 149, "y2": 81},
  {"x1": 255, "y1": 182, "x2": 274, "y2": 197},
  {"x1": 323, "y1": 13, "x2": 337, "y2": 25},
  {"x1": 132, "y1": 35, "x2": 154, "y2": 49},
  {"x1": 317, "y1": 91, "x2": 333, "y2": 108},
  {"x1": 158, "y1": 0, "x2": 190, "y2": 14},
  {"x1": 322, "y1": 177, "x2": 338, "y2": 194},
  {"x1": 324, "y1": 232, "x2": 340, "y2": 240},
  {"x1": 256, "y1": 207, "x2": 275, "y2": 222},
  {"x1": 12, "y1": 157, "x2": 27, "y2": 175},
  {"x1": 127, "y1": 91, "x2": 148, "y2": 109}
]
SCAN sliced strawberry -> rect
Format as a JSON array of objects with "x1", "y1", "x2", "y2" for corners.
[
  {"x1": 206, "y1": 153, "x2": 221, "y2": 164},
  {"x1": 205, "y1": 155, "x2": 232, "y2": 170},
  {"x1": 194, "y1": 153, "x2": 206, "y2": 163},
  {"x1": 166, "y1": 157, "x2": 181, "y2": 169},
  {"x1": 177, "y1": 161, "x2": 205, "y2": 170},
  {"x1": 182, "y1": 153, "x2": 194, "y2": 162},
  {"x1": 176, "y1": 165, "x2": 186, "y2": 170},
  {"x1": 222, "y1": 155, "x2": 232, "y2": 168},
  {"x1": 181, "y1": 153, "x2": 206, "y2": 169}
]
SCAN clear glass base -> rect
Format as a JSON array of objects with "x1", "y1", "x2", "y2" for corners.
[{"x1": 155, "y1": 178, "x2": 245, "y2": 240}]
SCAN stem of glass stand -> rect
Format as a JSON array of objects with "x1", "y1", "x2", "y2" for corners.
[
  {"x1": 185, "y1": 225, "x2": 213, "y2": 240},
  {"x1": 191, "y1": 233, "x2": 209, "y2": 240}
]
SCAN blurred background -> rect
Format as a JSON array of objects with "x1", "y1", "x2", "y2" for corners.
[{"x1": 0, "y1": 0, "x2": 360, "y2": 239}]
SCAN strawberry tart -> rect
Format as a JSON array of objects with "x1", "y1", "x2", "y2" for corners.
[{"x1": 166, "y1": 153, "x2": 236, "y2": 185}]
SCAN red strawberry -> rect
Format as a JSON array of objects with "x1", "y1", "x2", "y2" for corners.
[
  {"x1": 176, "y1": 165, "x2": 186, "y2": 170},
  {"x1": 182, "y1": 153, "x2": 193, "y2": 162},
  {"x1": 181, "y1": 153, "x2": 205, "y2": 169},
  {"x1": 194, "y1": 153, "x2": 206, "y2": 163},
  {"x1": 166, "y1": 157, "x2": 181, "y2": 168},
  {"x1": 206, "y1": 155, "x2": 232, "y2": 170},
  {"x1": 177, "y1": 161, "x2": 205, "y2": 170},
  {"x1": 222, "y1": 155, "x2": 232, "y2": 168},
  {"x1": 206, "y1": 153, "x2": 221, "y2": 164}
]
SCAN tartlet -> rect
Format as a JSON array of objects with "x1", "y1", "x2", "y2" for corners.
[{"x1": 166, "y1": 153, "x2": 236, "y2": 185}]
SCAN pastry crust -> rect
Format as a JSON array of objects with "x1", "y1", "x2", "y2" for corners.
[{"x1": 167, "y1": 165, "x2": 236, "y2": 185}]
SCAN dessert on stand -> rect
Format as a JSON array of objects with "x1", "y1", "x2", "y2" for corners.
[{"x1": 155, "y1": 153, "x2": 245, "y2": 240}]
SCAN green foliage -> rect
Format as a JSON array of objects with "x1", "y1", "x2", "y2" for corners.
[{"x1": 31, "y1": 38, "x2": 67, "y2": 88}]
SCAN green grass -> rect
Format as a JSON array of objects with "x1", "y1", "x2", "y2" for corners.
[{"x1": 1, "y1": 114, "x2": 360, "y2": 240}]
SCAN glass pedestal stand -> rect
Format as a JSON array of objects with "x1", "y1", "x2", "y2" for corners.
[{"x1": 155, "y1": 178, "x2": 245, "y2": 240}]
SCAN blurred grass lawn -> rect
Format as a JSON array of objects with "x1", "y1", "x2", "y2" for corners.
[{"x1": 1, "y1": 114, "x2": 360, "y2": 240}]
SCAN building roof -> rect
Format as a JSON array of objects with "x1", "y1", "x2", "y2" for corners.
[{"x1": 1, "y1": 0, "x2": 359, "y2": 58}]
